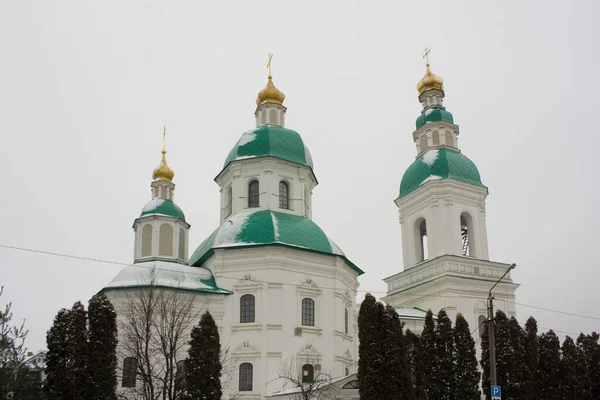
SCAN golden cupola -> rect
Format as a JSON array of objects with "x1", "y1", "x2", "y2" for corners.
[
  {"x1": 152, "y1": 127, "x2": 175, "y2": 182},
  {"x1": 256, "y1": 75, "x2": 285, "y2": 105},
  {"x1": 417, "y1": 49, "x2": 444, "y2": 94}
]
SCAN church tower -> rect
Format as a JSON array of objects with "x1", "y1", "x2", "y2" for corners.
[
  {"x1": 188, "y1": 58, "x2": 363, "y2": 399},
  {"x1": 383, "y1": 52, "x2": 519, "y2": 339},
  {"x1": 133, "y1": 128, "x2": 190, "y2": 263}
]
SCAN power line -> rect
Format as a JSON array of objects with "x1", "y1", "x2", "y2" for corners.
[{"x1": 2, "y1": 243, "x2": 600, "y2": 323}]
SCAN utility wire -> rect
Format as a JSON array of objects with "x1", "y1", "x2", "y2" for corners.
[{"x1": 2, "y1": 243, "x2": 600, "y2": 323}]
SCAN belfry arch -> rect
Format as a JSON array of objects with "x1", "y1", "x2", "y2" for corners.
[
  {"x1": 414, "y1": 218, "x2": 428, "y2": 263},
  {"x1": 460, "y1": 212, "x2": 476, "y2": 257}
]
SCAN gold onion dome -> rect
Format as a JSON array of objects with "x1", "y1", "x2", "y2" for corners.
[
  {"x1": 417, "y1": 64, "x2": 444, "y2": 94},
  {"x1": 256, "y1": 75, "x2": 285, "y2": 105},
  {"x1": 152, "y1": 128, "x2": 175, "y2": 182}
]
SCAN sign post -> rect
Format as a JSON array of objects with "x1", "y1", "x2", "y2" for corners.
[{"x1": 491, "y1": 385, "x2": 501, "y2": 400}]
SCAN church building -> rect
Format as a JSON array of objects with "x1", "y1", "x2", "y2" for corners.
[
  {"x1": 100, "y1": 53, "x2": 518, "y2": 399},
  {"x1": 101, "y1": 67, "x2": 362, "y2": 399}
]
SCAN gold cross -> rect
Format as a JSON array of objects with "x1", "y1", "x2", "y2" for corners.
[
  {"x1": 423, "y1": 48, "x2": 431, "y2": 66},
  {"x1": 162, "y1": 126, "x2": 167, "y2": 153},
  {"x1": 267, "y1": 53, "x2": 273, "y2": 76}
]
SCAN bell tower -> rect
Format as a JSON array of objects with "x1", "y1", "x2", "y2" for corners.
[{"x1": 383, "y1": 51, "x2": 519, "y2": 338}]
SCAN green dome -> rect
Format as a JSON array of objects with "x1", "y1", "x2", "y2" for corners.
[
  {"x1": 140, "y1": 199, "x2": 186, "y2": 222},
  {"x1": 399, "y1": 148, "x2": 485, "y2": 197},
  {"x1": 223, "y1": 125, "x2": 314, "y2": 170},
  {"x1": 416, "y1": 107, "x2": 454, "y2": 129},
  {"x1": 188, "y1": 210, "x2": 363, "y2": 275}
]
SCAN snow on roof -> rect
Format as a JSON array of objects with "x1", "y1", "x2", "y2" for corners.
[
  {"x1": 237, "y1": 130, "x2": 257, "y2": 146},
  {"x1": 422, "y1": 149, "x2": 439, "y2": 166},
  {"x1": 103, "y1": 261, "x2": 229, "y2": 294},
  {"x1": 395, "y1": 306, "x2": 437, "y2": 320}
]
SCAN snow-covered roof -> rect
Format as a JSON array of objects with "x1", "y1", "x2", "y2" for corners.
[
  {"x1": 395, "y1": 306, "x2": 437, "y2": 320},
  {"x1": 101, "y1": 261, "x2": 230, "y2": 294}
]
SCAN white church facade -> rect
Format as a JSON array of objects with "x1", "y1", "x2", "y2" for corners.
[{"x1": 100, "y1": 56, "x2": 518, "y2": 399}]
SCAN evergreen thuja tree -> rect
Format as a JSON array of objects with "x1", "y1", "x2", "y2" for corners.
[
  {"x1": 480, "y1": 321, "x2": 491, "y2": 400},
  {"x1": 88, "y1": 294, "x2": 117, "y2": 400},
  {"x1": 358, "y1": 294, "x2": 383, "y2": 400},
  {"x1": 577, "y1": 332, "x2": 600, "y2": 400},
  {"x1": 404, "y1": 329, "x2": 420, "y2": 400},
  {"x1": 419, "y1": 310, "x2": 436, "y2": 400},
  {"x1": 538, "y1": 330, "x2": 561, "y2": 400},
  {"x1": 185, "y1": 311, "x2": 222, "y2": 400},
  {"x1": 380, "y1": 305, "x2": 401, "y2": 399},
  {"x1": 522, "y1": 316, "x2": 539, "y2": 400},
  {"x1": 560, "y1": 336, "x2": 591, "y2": 400},
  {"x1": 507, "y1": 317, "x2": 526, "y2": 399},
  {"x1": 68, "y1": 301, "x2": 91, "y2": 399},
  {"x1": 46, "y1": 303, "x2": 90, "y2": 400},
  {"x1": 493, "y1": 311, "x2": 511, "y2": 393},
  {"x1": 453, "y1": 314, "x2": 480, "y2": 400},
  {"x1": 434, "y1": 310, "x2": 453, "y2": 400}
]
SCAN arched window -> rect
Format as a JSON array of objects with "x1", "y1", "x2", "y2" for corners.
[
  {"x1": 343, "y1": 380, "x2": 359, "y2": 389},
  {"x1": 248, "y1": 180, "x2": 259, "y2": 208},
  {"x1": 159, "y1": 224, "x2": 174, "y2": 256},
  {"x1": 432, "y1": 131, "x2": 440, "y2": 145},
  {"x1": 302, "y1": 364, "x2": 314, "y2": 383},
  {"x1": 239, "y1": 363, "x2": 253, "y2": 391},
  {"x1": 240, "y1": 294, "x2": 255, "y2": 323},
  {"x1": 122, "y1": 357, "x2": 137, "y2": 388},
  {"x1": 344, "y1": 308, "x2": 349, "y2": 334},
  {"x1": 345, "y1": 367, "x2": 350, "y2": 376},
  {"x1": 279, "y1": 181, "x2": 290, "y2": 209},
  {"x1": 415, "y1": 219, "x2": 428, "y2": 262},
  {"x1": 175, "y1": 360, "x2": 186, "y2": 392},
  {"x1": 302, "y1": 298, "x2": 315, "y2": 326},
  {"x1": 269, "y1": 109, "x2": 277, "y2": 125},
  {"x1": 460, "y1": 213, "x2": 475, "y2": 257},
  {"x1": 478, "y1": 315, "x2": 487, "y2": 338},
  {"x1": 225, "y1": 186, "x2": 232, "y2": 217},
  {"x1": 420, "y1": 135, "x2": 428, "y2": 152},
  {"x1": 445, "y1": 132, "x2": 454, "y2": 146},
  {"x1": 141, "y1": 224, "x2": 152, "y2": 257},
  {"x1": 178, "y1": 228, "x2": 186, "y2": 260}
]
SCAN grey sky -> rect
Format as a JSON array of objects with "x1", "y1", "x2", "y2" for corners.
[{"x1": 1, "y1": 0, "x2": 598, "y2": 351}]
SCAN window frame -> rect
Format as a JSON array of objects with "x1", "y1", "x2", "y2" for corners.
[
  {"x1": 240, "y1": 294, "x2": 256, "y2": 323},
  {"x1": 302, "y1": 364, "x2": 314, "y2": 383},
  {"x1": 239, "y1": 363, "x2": 253, "y2": 392},
  {"x1": 302, "y1": 298, "x2": 315, "y2": 326},
  {"x1": 279, "y1": 180, "x2": 290, "y2": 209},
  {"x1": 248, "y1": 180, "x2": 260, "y2": 208},
  {"x1": 344, "y1": 308, "x2": 349, "y2": 334},
  {"x1": 122, "y1": 357, "x2": 137, "y2": 388}
]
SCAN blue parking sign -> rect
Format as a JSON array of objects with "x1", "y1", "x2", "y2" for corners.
[{"x1": 491, "y1": 386, "x2": 501, "y2": 398}]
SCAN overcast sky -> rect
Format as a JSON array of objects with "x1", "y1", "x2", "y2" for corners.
[{"x1": 1, "y1": 0, "x2": 599, "y2": 351}]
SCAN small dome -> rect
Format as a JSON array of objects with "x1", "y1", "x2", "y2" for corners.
[
  {"x1": 140, "y1": 199, "x2": 186, "y2": 222},
  {"x1": 417, "y1": 64, "x2": 444, "y2": 95},
  {"x1": 416, "y1": 107, "x2": 454, "y2": 129},
  {"x1": 189, "y1": 210, "x2": 363, "y2": 275},
  {"x1": 400, "y1": 148, "x2": 485, "y2": 197},
  {"x1": 256, "y1": 75, "x2": 285, "y2": 105},
  {"x1": 222, "y1": 125, "x2": 314, "y2": 171},
  {"x1": 152, "y1": 150, "x2": 175, "y2": 182}
]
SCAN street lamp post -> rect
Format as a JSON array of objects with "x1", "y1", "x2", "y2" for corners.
[{"x1": 487, "y1": 263, "x2": 516, "y2": 390}]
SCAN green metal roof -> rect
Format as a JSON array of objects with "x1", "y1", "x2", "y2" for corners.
[
  {"x1": 416, "y1": 107, "x2": 454, "y2": 129},
  {"x1": 222, "y1": 125, "x2": 314, "y2": 171},
  {"x1": 99, "y1": 261, "x2": 231, "y2": 295},
  {"x1": 140, "y1": 199, "x2": 186, "y2": 222},
  {"x1": 399, "y1": 148, "x2": 485, "y2": 197},
  {"x1": 189, "y1": 210, "x2": 363, "y2": 275}
]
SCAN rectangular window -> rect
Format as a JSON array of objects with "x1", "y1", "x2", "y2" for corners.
[
  {"x1": 239, "y1": 363, "x2": 253, "y2": 391},
  {"x1": 122, "y1": 357, "x2": 137, "y2": 388}
]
